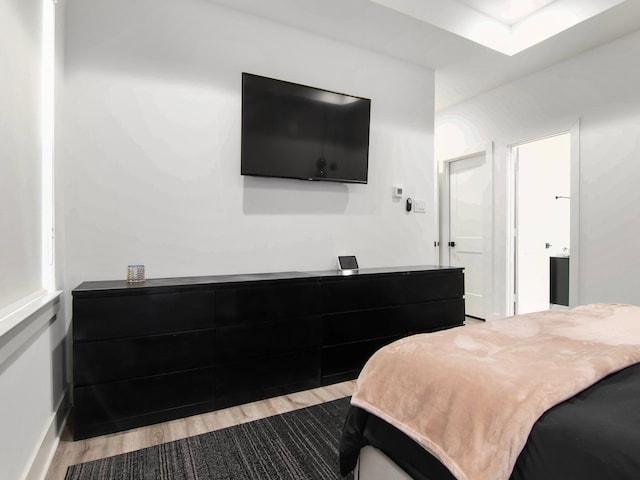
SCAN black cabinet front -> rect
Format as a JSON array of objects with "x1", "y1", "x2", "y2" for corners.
[
  {"x1": 322, "y1": 276, "x2": 403, "y2": 313},
  {"x1": 72, "y1": 266, "x2": 464, "y2": 439},
  {"x1": 215, "y1": 316, "x2": 321, "y2": 362},
  {"x1": 73, "y1": 367, "x2": 216, "y2": 439},
  {"x1": 74, "y1": 329, "x2": 215, "y2": 386},
  {"x1": 322, "y1": 337, "x2": 398, "y2": 385},
  {"x1": 322, "y1": 306, "x2": 404, "y2": 345},
  {"x1": 74, "y1": 290, "x2": 215, "y2": 340},
  {"x1": 216, "y1": 350, "x2": 321, "y2": 408},
  {"x1": 319, "y1": 269, "x2": 464, "y2": 385},
  {"x1": 550, "y1": 256, "x2": 569, "y2": 306},
  {"x1": 401, "y1": 298, "x2": 466, "y2": 332},
  {"x1": 402, "y1": 270, "x2": 464, "y2": 303},
  {"x1": 216, "y1": 281, "x2": 320, "y2": 326}
]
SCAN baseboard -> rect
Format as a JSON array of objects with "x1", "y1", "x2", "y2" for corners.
[{"x1": 23, "y1": 387, "x2": 71, "y2": 480}]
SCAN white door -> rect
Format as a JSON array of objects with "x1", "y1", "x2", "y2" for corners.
[
  {"x1": 514, "y1": 133, "x2": 571, "y2": 314},
  {"x1": 448, "y1": 154, "x2": 489, "y2": 319}
]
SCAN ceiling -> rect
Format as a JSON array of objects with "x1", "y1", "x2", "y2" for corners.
[
  {"x1": 205, "y1": 0, "x2": 640, "y2": 110},
  {"x1": 370, "y1": 0, "x2": 629, "y2": 55},
  {"x1": 457, "y1": 0, "x2": 558, "y2": 24}
]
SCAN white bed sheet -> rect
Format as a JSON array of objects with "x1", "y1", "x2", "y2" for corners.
[{"x1": 355, "y1": 446, "x2": 413, "y2": 480}]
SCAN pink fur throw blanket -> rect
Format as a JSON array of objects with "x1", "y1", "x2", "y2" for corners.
[{"x1": 351, "y1": 304, "x2": 640, "y2": 480}]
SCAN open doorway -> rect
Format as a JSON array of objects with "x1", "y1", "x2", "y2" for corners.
[{"x1": 511, "y1": 133, "x2": 571, "y2": 315}]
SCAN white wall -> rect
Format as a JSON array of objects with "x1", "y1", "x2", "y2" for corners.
[
  {"x1": 0, "y1": 0, "x2": 42, "y2": 310},
  {"x1": 436, "y1": 28, "x2": 640, "y2": 317},
  {"x1": 0, "y1": 1, "x2": 69, "y2": 479},
  {"x1": 0, "y1": 298, "x2": 67, "y2": 480},
  {"x1": 58, "y1": 0, "x2": 437, "y2": 300}
]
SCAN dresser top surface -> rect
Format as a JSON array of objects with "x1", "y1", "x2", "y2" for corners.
[{"x1": 73, "y1": 265, "x2": 463, "y2": 296}]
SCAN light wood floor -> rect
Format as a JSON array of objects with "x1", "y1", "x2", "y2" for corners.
[
  {"x1": 45, "y1": 380, "x2": 356, "y2": 480},
  {"x1": 465, "y1": 316, "x2": 484, "y2": 325}
]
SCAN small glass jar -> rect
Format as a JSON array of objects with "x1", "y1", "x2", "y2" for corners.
[{"x1": 127, "y1": 264, "x2": 145, "y2": 283}]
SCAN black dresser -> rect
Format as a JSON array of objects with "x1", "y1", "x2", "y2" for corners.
[{"x1": 72, "y1": 266, "x2": 464, "y2": 439}]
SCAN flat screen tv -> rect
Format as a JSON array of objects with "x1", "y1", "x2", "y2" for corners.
[{"x1": 241, "y1": 73, "x2": 371, "y2": 184}]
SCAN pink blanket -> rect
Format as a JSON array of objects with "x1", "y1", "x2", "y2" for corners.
[{"x1": 351, "y1": 304, "x2": 640, "y2": 480}]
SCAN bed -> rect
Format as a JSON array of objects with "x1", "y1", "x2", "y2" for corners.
[{"x1": 339, "y1": 303, "x2": 640, "y2": 480}]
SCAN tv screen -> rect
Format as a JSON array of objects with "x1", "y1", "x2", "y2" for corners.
[{"x1": 241, "y1": 73, "x2": 370, "y2": 184}]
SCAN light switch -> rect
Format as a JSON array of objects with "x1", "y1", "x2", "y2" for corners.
[{"x1": 414, "y1": 200, "x2": 426, "y2": 213}]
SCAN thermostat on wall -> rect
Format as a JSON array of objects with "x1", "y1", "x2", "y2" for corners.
[{"x1": 393, "y1": 186, "x2": 403, "y2": 198}]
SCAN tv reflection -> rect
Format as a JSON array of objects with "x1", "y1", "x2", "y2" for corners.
[{"x1": 315, "y1": 156, "x2": 338, "y2": 178}]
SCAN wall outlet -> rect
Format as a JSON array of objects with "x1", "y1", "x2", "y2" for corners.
[{"x1": 414, "y1": 200, "x2": 426, "y2": 213}]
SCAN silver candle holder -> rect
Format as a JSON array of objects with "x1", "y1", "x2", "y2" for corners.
[{"x1": 127, "y1": 264, "x2": 145, "y2": 283}]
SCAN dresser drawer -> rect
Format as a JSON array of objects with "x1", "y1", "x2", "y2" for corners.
[
  {"x1": 322, "y1": 306, "x2": 403, "y2": 345},
  {"x1": 73, "y1": 367, "x2": 215, "y2": 433},
  {"x1": 216, "y1": 281, "x2": 320, "y2": 326},
  {"x1": 401, "y1": 270, "x2": 464, "y2": 304},
  {"x1": 73, "y1": 330, "x2": 215, "y2": 386},
  {"x1": 401, "y1": 298, "x2": 465, "y2": 331},
  {"x1": 321, "y1": 337, "x2": 398, "y2": 383},
  {"x1": 73, "y1": 290, "x2": 215, "y2": 341},
  {"x1": 322, "y1": 275, "x2": 403, "y2": 313},
  {"x1": 216, "y1": 350, "x2": 320, "y2": 408},
  {"x1": 215, "y1": 317, "x2": 321, "y2": 362}
]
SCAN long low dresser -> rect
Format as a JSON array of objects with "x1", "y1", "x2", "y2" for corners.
[{"x1": 72, "y1": 265, "x2": 464, "y2": 439}]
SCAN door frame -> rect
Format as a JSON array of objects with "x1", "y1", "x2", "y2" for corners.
[
  {"x1": 439, "y1": 144, "x2": 494, "y2": 319},
  {"x1": 507, "y1": 123, "x2": 581, "y2": 316}
]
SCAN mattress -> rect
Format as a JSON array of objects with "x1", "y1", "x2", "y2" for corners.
[{"x1": 340, "y1": 359, "x2": 640, "y2": 480}]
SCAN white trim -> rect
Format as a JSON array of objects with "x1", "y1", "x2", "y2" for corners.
[
  {"x1": 41, "y1": 0, "x2": 56, "y2": 292},
  {"x1": 506, "y1": 126, "x2": 581, "y2": 315},
  {"x1": 0, "y1": 290, "x2": 47, "y2": 325},
  {"x1": 0, "y1": 291, "x2": 62, "y2": 367},
  {"x1": 433, "y1": 145, "x2": 441, "y2": 259},
  {"x1": 23, "y1": 388, "x2": 71, "y2": 480},
  {"x1": 569, "y1": 121, "x2": 581, "y2": 307},
  {"x1": 507, "y1": 144, "x2": 518, "y2": 316},
  {"x1": 439, "y1": 160, "x2": 451, "y2": 266},
  {"x1": 440, "y1": 144, "x2": 494, "y2": 320},
  {"x1": 0, "y1": 291, "x2": 65, "y2": 480}
]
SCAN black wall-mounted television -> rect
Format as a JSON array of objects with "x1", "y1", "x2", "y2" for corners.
[{"x1": 241, "y1": 73, "x2": 371, "y2": 184}]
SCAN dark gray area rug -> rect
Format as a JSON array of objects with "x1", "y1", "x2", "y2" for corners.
[{"x1": 65, "y1": 397, "x2": 353, "y2": 480}]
